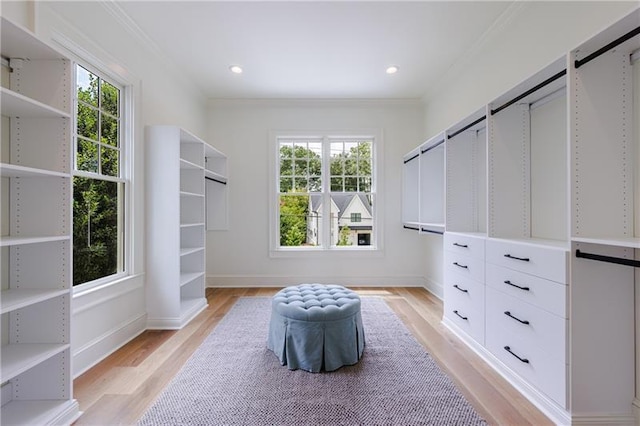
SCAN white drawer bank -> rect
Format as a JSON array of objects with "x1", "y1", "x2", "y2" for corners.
[{"x1": 442, "y1": 233, "x2": 570, "y2": 422}]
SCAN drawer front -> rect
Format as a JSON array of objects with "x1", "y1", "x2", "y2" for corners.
[
  {"x1": 486, "y1": 263, "x2": 567, "y2": 318},
  {"x1": 444, "y1": 298, "x2": 484, "y2": 344},
  {"x1": 444, "y1": 251, "x2": 485, "y2": 283},
  {"x1": 486, "y1": 323, "x2": 567, "y2": 408},
  {"x1": 486, "y1": 287, "x2": 566, "y2": 363},
  {"x1": 443, "y1": 232, "x2": 485, "y2": 260},
  {"x1": 444, "y1": 269, "x2": 485, "y2": 312},
  {"x1": 485, "y1": 239, "x2": 568, "y2": 283}
]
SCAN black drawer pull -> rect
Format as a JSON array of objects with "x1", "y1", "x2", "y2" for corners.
[
  {"x1": 453, "y1": 242, "x2": 468, "y2": 248},
  {"x1": 453, "y1": 284, "x2": 468, "y2": 293},
  {"x1": 504, "y1": 253, "x2": 530, "y2": 262},
  {"x1": 504, "y1": 346, "x2": 529, "y2": 363},
  {"x1": 453, "y1": 310, "x2": 468, "y2": 320},
  {"x1": 453, "y1": 262, "x2": 468, "y2": 269},
  {"x1": 504, "y1": 311, "x2": 530, "y2": 325},
  {"x1": 504, "y1": 280, "x2": 530, "y2": 291}
]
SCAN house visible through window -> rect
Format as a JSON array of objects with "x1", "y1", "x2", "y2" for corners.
[
  {"x1": 276, "y1": 135, "x2": 375, "y2": 250},
  {"x1": 73, "y1": 64, "x2": 126, "y2": 286}
]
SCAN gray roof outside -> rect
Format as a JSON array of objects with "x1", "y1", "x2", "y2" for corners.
[{"x1": 309, "y1": 193, "x2": 372, "y2": 218}]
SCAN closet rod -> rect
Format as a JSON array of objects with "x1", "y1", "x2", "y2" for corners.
[
  {"x1": 205, "y1": 176, "x2": 227, "y2": 185},
  {"x1": 421, "y1": 228, "x2": 444, "y2": 235},
  {"x1": 575, "y1": 25, "x2": 640, "y2": 69},
  {"x1": 575, "y1": 249, "x2": 640, "y2": 268},
  {"x1": 491, "y1": 70, "x2": 566, "y2": 116},
  {"x1": 447, "y1": 115, "x2": 486, "y2": 139},
  {"x1": 403, "y1": 153, "x2": 419, "y2": 164},
  {"x1": 403, "y1": 225, "x2": 419, "y2": 231},
  {"x1": 421, "y1": 139, "x2": 445, "y2": 154}
]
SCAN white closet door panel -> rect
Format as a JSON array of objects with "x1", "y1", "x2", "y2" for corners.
[
  {"x1": 444, "y1": 269, "x2": 485, "y2": 310},
  {"x1": 486, "y1": 263, "x2": 566, "y2": 318},
  {"x1": 443, "y1": 298, "x2": 484, "y2": 344}
]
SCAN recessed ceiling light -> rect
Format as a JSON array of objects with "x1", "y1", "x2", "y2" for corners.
[
  {"x1": 229, "y1": 65, "x2": 243, "y2": 74},
  {"x1": 386, "y1": 65, "x2": 399, "y2": 74}
]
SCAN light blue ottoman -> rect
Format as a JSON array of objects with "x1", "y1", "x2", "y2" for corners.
[{"x1": 267, "y1": 284, "x2": 365, "y2": 372}]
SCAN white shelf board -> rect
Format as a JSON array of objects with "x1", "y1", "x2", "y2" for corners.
[
  {"x1": 180, "y1": 247, "x2": 204, "y2": 257},
  {"x1": 1, "y1": 87, "x2": 70, "y2": 118},
  {"x1": 572, "y1": 236, "x2": 640, "y2": 249},
  {"x1": 179, "y1": 158, "x2": 202, "y2": 170},
  {"x1": 0, "y1": 235, "x2": 69, "y2": 247},
  {"x1": 488, "y1": 236, "x2": 569, "y2": 249},
  {"x1": 1, "y1": 343, "x2": 69, "y2": 382},
  {"x1": 204, "y1": 169, "x2": 227, "y2": 183},
  {"x1": 179, "y1": 222, "x2": 205, "y2": 229},
  {"x1": 0, "y1": 163, "x2": 70, "y2": 178},
  {"x1": 1, "y1": 288, "x2": 68, "y2": 314},
  {"x1": 180, "y1": 271, "x2": 204, "y2": 287},
  {"x1": 1, "y1": 17, "x2": 63, "y2": 59},
  {"x1": 180, "y1": 190, "x2": 204, "y2": 198},
  {"x1": 204, "y1": 142, "x2": 226, "y2": 158},
  {"x1": 179, "y1": 128, "x2": 205, "y2": 145},
  {"x1": 1, "y1": 399, "x2": 79, "y2": 426}
]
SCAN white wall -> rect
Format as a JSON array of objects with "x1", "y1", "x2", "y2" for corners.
[
  {"x1": 420, "y1": 1, "x2": 639, "y2": 296},
  {"x1": 4, "y1": 1, "x2": 208, "y2": 377},
  {"x1": 205, "y1": 100, "x2": 430, "y2": 289}
]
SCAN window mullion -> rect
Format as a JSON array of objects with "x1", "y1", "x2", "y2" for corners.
[{"x1": 322, "y1": 136, "x2": 331, "y2": 249}]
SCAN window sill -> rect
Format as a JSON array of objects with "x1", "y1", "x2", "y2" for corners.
[{"x1": 269, "y1": 246, "x2": 383, "y2": 258}]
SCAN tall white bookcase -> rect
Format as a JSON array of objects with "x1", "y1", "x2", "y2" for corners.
[
  {"x1": 0, "y1": 17, "x2": 80, "y2": 425},
  {"x1": 145, "y1": 125, "x2": 227, "y2": 329}
]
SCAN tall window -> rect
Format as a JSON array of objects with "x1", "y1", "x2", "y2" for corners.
[
  {"x1": 276, "y1": 135, "x2": 375, "y2": 250},
  {"x1": 73, "y1": 64, "x2": 125, "y2": 286}
]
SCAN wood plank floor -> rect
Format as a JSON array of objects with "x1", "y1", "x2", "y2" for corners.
[{"x1": 72, "y1": 287, "x2": 553, "y2": 425}]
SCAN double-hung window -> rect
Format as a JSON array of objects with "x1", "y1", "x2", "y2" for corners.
[
  {"x1": 275, "y1": 134, "x2": 377, "y2": 251},
  {"x1": 73, "y1": 64, "x2": 126, "y2": 286}
]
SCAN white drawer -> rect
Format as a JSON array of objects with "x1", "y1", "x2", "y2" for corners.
[
  {"x1": 486, "y1": 287, "x2": 566, "y2": 363},
  {"x1": 444, "y1": 269, "x2": 485, "y2": 312},
  {"x1": 486, "y1": 322, "x2": 567, "y2": 408},
  {"x1": 444, "y1": 298, "x2": 485, "y2": 344},
  {"x1": 486, "y1": 263, "x2": 567, "y2": 318},
  {"x1": 443, "y1": 232, "x2": 485, "y2": 260},
  {"x1": 444, "y1": 251, "x2": 485, "y2": 283},
  {"x1": 486, "y1": 239, "x2": 568, "y2": 283}
]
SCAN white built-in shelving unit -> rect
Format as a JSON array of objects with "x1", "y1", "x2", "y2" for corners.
[
  {"x1": 401, "y1": 132, "x2": 445, "y2": 234},
  {"x1": 405, "y1": 7, "x2": 640, "y2": 425},
  {"x1": 205, "y1": 143, "x2": 228, "y2": 231},
  {"x1": 146, "y1": 126, "x2": 227, "y2": 329},
  {"x1": 0, "y1": 17, "x2": 80, "y2": 425}
]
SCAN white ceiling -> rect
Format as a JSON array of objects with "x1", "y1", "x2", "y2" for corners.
[{"x1": 114, "y1": 1, "x2": 515, "y2": 100}]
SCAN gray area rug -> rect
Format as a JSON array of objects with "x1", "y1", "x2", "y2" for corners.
[{"x1": 139, "y1": 297, "x2": 487, "y2": 425}]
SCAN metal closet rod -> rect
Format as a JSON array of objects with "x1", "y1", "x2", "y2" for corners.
[
  {"x1": 421, "y1": 139, "x2": 445, "y2": 154},
  {"x1": 491, "y1": 69, "x2": 566, "y2": 116},
  {"x1": 575, "y1": 25, "x2": 640, "y2": 69},
  {"x1": 403, "y1": 153, "x2": 419, "y2": 164},
  {"x1": 205, "y1": 176, "x2": 227, "y2": 185},
  {"x1": 447, "y1": 115, "x2": 487, "y2": 139},
  {"x1": 421, "y1": 228, "x2": 444, "y2": 235},
  {"x1": 575, "y1": 249, "x2": 640, "y2": 268},
  {"x1": 403, "y1": 225, "x2": 419, "y2": 231}
]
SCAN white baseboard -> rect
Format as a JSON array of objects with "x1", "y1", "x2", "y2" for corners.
[
  {"x1": 72, "y1": 313, "x2": 147, "y2": 378},
  {"x1": 206, "y1": 275, "x2": 428, "y2": 288}
]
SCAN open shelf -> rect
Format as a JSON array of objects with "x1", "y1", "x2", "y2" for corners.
[
  {"x1": 0, "y1": 163, "x2": 70, "y2": 178},
  {"x1": 1, "y1": 288, "x2": 68, "y2": 314},
  {"x1": 1, "y1": 343, "x2": 69, "y2": 383},
  {"x1": 1, "y1": 87, "x2": 70, "y2": 119}
]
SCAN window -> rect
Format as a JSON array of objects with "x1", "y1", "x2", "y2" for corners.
[
  {"x1": 275, "y1": 135, "x2": 376, "y2": 251},
  {"x1": 73, "y1": 64, "x2": 126, "y2": 286}
]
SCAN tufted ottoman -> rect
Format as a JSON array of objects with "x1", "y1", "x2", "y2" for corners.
[{"x1": 267, "y1": 284, "x2": 365, "y2": 372}]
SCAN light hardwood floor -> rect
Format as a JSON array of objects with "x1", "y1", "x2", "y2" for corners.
[{"x1": 72, "y1": 287, "x2": 553, "y2": 425}]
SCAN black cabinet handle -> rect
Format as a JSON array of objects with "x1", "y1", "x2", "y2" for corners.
[
  {"x1": 504, "y1": 346, "x2": 529, "y2": 363},
  {"x1": 504, "y1": 254, "x2": 530, "y2": 262},
  {"x1": 453, "y1": 262, "x2": 468, "y2": 269},
  {"x1": 504, "y1": 280, "x2": 530, "y2": 291},
  {"x1": 453, "y1": 242, "x2": 468, "y2": 248},
  {"x1": 453, "y1": 284, "x2": 468, "y2": 293},
  {"x1": 453, "y1": 310, "x2": 468, "y2": 320},
  {"x1": 504, "y1": 311, "x2": 530, "y2": 325}
]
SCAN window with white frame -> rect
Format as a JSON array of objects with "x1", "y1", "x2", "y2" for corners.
[
  {"x1": 73, "y1": 64, "x2": 126, "y2": 286},
  {"x1": 275, "y1": 135, "x2": 376, "y2": 250}
]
